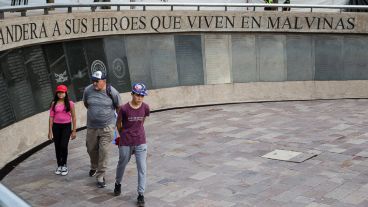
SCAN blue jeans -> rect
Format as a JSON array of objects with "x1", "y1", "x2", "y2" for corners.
[{"x1": 115, "y1": 144, "x2": 147, "y2": 194}]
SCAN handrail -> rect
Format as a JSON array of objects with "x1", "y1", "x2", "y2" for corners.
[
  {"x1": 0, "y1": 183, "x2": 30, "y2": 207},
  {"x1": 0, "y1": 3, "x2": 368, "y2": 19}
]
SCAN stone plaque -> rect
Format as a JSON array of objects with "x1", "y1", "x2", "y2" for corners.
[
  {"x1": 149, "y1": 35, "x2": 179, "y2": 89},
  {"x1": 23, "y1": 46, "x2": 53, "y2": 111},
  {"x1": 64, "y1": 41, "x2": 90, "y2": 101},
  {"x1": 2, "y1": 50, "x2": 37, "y2": 120},
  {"x1": 286, "y1": 35, "x2": 314, "y2": 81},
  {"x1": 43, "y1": 43, "x2": 76, "y2": 101},
  {"x1": 204, "y1": 34, "x2": 231, "y2": 84},
  {"x1": 0, "y1": 64, "x2": 16, "y2": 129},
  {"x1": 231, "y1": 34, "x2": 258, "y2": 83},
  {"x1": 103, "y1": 36, "x2": 131, "y2": 93},
  {"x1": 175, "y1": 35, "x2": 204, "y2": 86},
  {"x1": 343, "y1": 36, "x2": 368, "y2": 80},
  {"x1": 314, "y1": 35, "x2": 343, "y2": 80},
  {"x1": 257, "y1": 34, "x2": 286, "y2": 82},
  {"x1": 262, "y1": 149, "x2": 317, "y2": 163},
  {"x1": 126, "y1": 35, "x2": 152, "y2": 89},
  {"x1": 44, "y1": 43, "x2": 65, "y2": 67},
  {"x1": 262, "y1": 149, "x2": 301, "y2": 161},
  {"x1": 84, "y1": 39, "x2": 108, "y2": 81}
]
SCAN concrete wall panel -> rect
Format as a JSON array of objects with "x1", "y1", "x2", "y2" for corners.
[
  {"x1": 175, "y1": 35, "x2": 204, "y2": 86},
  {"x1": 23, "y1": 46, "x2": 53, "y2": 111},
  {"x1": 103, "y1": 36, "x2": 131, "y2": 92},
  {"x1": 125, "y1": 36, "x2": 153, "y2": 89},
  {"x1": 204, "y1": 34, "x2": 232, "y2": 84},
  {"x1": 286, "y1": 35, "x2": 314, "y2": 81},
  {"x1": 258, "y1": 35, "x2": 286, "y2": 82},
  {"x1": 231, "y1": 34, "x2": 258, "y2": 83},
  {"x1": 343, "y1": 36, "x2": 368, "y2": 80},
  {"x1": 1, "y1": 50, "x2": 37, "y2": 120},
  {"x1": 149, "y1": 35, "x2": 179, "y2": 89},
  {"x1": 63, "y1": 41, "x2": 90, "y2": 100},
  {"x1": 314, "y1": 35, "x2": 344, "y2": 80},
  {"x1": 0, "y1": 68, "x2": 15, "y2": 128}
]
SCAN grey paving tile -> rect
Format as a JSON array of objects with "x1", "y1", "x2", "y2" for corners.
[
  {"x1": 305, "y1": 202, "x2": 331, "y2": 207},
  {"x1": 341, "y1": 188, "x2": 368, "y2": 205},
  {"x1": 293, "y1": 195, "x2": 315, "y2": 204},
  {"x1": 324, "y1": 182, "x2": 361, "y2": 200}
]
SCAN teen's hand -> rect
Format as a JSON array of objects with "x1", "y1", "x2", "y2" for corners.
[
  {"x1": 48, "y1": 132, "x2": 53, "y2": 140},
  {"x1": 71, "y1": 130, "x2": 77, "y2": 140}
]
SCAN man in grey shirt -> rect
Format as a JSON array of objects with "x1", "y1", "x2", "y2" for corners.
[{"x1": 83, "y1": 70, "x2": 122, "y2": 188}]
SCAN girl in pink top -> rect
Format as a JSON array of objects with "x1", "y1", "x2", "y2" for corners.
[{"x1": 48, "y1": 85, "x2": 76, "y2": 176}]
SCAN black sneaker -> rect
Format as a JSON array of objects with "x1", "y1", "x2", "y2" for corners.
[
  {"x1": 96, "y1": 178, "x2": 106, "y2": 188},
  {"x1": 137, "y1": 193, "x2": 145, "y2": 206},
  {"x1": 89, "y1": 169, "x2": 96, "y2": 177},
  {"x1": 114, "y1": 183, "x2": 121, "y2": 196}
]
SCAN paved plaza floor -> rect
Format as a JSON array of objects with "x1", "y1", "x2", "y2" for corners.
[{"x1": 3, "y1": 99, "x2": 368, "y2": 207}]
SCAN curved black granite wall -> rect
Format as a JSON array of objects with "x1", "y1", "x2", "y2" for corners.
[{"x1": 1, "y1": 32, "x2": 368, "y2": 129}]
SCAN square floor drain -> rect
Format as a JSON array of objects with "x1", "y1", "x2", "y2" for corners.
[{"x1": 262, "y1": 149, "x2": 317, "y2": 163}]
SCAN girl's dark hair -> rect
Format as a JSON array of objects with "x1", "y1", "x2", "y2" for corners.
[{"x1": 52, "y1": 92, "x2": 70, "y2": 112}]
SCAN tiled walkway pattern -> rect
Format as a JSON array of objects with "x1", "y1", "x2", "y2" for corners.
[{"x1": 3, "y1": 99, "x2": 368, "y2": 207}]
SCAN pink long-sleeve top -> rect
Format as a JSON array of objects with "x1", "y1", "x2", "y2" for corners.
[{"x1": 49, "y1": 101, "x2": 74, "y2": 124}]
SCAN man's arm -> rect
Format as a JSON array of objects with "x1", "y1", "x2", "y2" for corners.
[
  {"x1": 112, "y1": 86, "x2": 122, "y2": 112},
  {"x1": 82, "y1": 87, "x2": 88, "y2": 108}
]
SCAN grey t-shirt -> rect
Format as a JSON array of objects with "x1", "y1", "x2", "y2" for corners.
[{"x1": 83, "y1": 84, "x2": 122, "y2": 128}]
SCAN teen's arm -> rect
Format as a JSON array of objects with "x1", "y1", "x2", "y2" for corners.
[
  {"x1": 142, "y1": 104, "x2": 150, "y2": 124},
  {"x1": 116, "y1": 107, "x2": 123, "y2": 133},
  {"x1": 48, "y1": 102, "x2": 54, "y2": 140},
  {"x1": 71, "y1": 105, "x2": 77, "y2": 139},
  {"x1": 48, "y1": 116, "x2": 54, "y2": 140}
]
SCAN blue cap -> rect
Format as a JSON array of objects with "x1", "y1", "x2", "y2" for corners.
[
  {"x1": 91, "y1": 71, "x2": 106, "y2": 81},
  {"x1": 132, "y1": 83, "x2": 148, "y2": 96}
]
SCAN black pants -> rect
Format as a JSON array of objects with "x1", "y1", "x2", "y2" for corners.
[{"x1": 53, "y1": 123, "x2": 71, "y2": 166}]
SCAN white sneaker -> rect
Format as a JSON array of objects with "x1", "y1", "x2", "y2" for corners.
[
  {"x1": 55, "y1": 166, "x2": 62, "y2": 175},
  {"x1": 61, "y1": 166, "x2": 68, "y2": 176}
]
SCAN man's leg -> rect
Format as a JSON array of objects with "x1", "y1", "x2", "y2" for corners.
[
  {"x1": 95, "y1": 125, "x2": 114, "y2": 183},
  {"x1": 86, "y1": 128, "x2": 99, "y2": 174}
]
